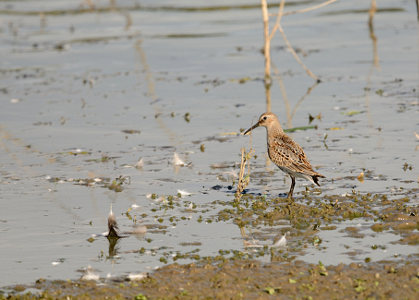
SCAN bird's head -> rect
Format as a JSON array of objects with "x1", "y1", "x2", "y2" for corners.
[{"x1": 243, "y1": 112, "x2": 280, "y2": 135}]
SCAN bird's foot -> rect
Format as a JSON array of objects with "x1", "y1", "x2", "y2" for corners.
[{"x1": 286, "y1": 195, "x2": 294, "y2": 203}]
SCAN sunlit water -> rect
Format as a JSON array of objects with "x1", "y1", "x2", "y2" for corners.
[{"x1": 0, "y1": 0, "x2": 418, "y2": 286}]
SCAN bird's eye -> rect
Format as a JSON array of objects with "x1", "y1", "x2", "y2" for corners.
[{"x1": 262, "y1": 116, "x2": 267, "y2": 121}]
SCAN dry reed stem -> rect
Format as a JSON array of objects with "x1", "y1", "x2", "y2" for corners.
[
  {"x1": 123, "y1": 11, "x2": 133, "y2": 31},
  {"x1": 270, "y1": 0, "x2": 338, "y2": 17},
  {"x1": 265, "y1": 82, "x2": 272, "y2": 112},
  {"x1": 277, "y1": 22, "x2": 319, "y2": 81},
  {"x1": 269, "y1": 0, "x2": 285, "y2": 41},
  {"x1": 261, "y1": 0, "x2": 271, "y2": 85},
  {"x1": 271, "y1": 63, "x2": 291, "y2": 126},
  {"x1": 262, "y1": 0, "x2": 322, "y2": 82},
  {"x1": 368, "y1": 0, "x2": 379, "y2": 69},
  {"x1": 272, "y1": 62, "x2": 319, "y2": 128},
  {"x1": 289, "y1": 81, "x2": 319, "y2": 123},
  {"x1": 279, "y1": 32, "x2": 315, "y2": 80},
  {"x1": 235, "y1": 147, "x2": 254, "y2": 202},
  {"x1": 368, "y1": 0, "x2": 377, "y2": 25},
  {"x1": 365, "y1": 0, "x2": 379, "y2": 129}
]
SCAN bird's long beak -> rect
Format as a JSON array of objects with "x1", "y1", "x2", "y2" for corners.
[{"x1": 243, "y1": 122, "x2": 260, "y2": 135}]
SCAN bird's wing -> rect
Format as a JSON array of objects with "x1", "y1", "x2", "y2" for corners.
[{"x1": 268, "y1": 134, "x2": 318, "y2": 175}]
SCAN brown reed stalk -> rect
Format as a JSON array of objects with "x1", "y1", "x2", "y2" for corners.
[
  {"x1": 278, "y1": 22, "x2": 319, "y2": 81},
  {"x1": 261, "y1": 0, "x2": 271, "y2": 85},
  {"x1": 261, "y1": 0, "x2": 337, "y2": 83},
  {"x1": 235, "y1": 147, "x2": 254, "y2": 202},
  {"x1": 368, "y1": 0, "x2": 379, "y2": 68},
  {"x1": 368, "y1": 0, "x2": 377, "y2": 27},
  {"x1": 271, "y1": 0, "x2": 338, "y2": 17}
]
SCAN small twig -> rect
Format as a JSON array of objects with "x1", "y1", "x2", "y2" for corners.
[
  {"x1": 270, "y1": 0, "x2": 338, "y2": 17},
  {"x1": 122, "y1": 10, "x2": 132, "y2": 31},
  {"x1": 289, "y1": 80, "x2": 320, "y2": 122},
  {"x1": 277, "y1": 22, "x2": 319, "y2": 81},
  {"x1": 271, "y1": 62, "x2": 291, "y2": 126},
  {"x1": 269, "y1": 0, "x2": 285, "y2": 41}
]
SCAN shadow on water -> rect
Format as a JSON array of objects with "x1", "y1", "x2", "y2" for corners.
[{"x1": 107, "y1": 236, "x2": 120, "y2": 258}]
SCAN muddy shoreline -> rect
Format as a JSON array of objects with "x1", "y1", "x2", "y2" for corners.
[
  {"x1": 3, "y1": 257, "x2": 419, "y2": 299},
  {"x1": 3, "y1": 187, "x2": 419, "y2": 299}
]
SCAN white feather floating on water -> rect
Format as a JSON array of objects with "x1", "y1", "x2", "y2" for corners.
[
  {"x1": 81, "y1": 266, "x2": 100, "y2": 281},
  {"x1": 173, "y1": 152, "x2": 185, "y2": 166},
  {"x1": 272, "y1": 232, "x2": 288, "y2": 248},
  {"x1": 177, "y1": 189, "x2": 193, "y2": 197},
  {"x1": 135, "y1": 158, "x2": 144, "y2": 169}
]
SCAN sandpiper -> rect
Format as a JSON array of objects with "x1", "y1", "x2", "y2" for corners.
[{"x1": 243, "y1": 112, "x2": 325, "y2": 199}]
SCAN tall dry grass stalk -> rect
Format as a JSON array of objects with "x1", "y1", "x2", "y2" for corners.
[
  {"x1": 235, "y1": 147, "x2": 254, "y2": 202},
  {"x1": 261, "y1": 0, "x2": 271, "y2": 86},
  {"x1": 368, "y1": 0, "x2": 379, "y2": 69},
  {"x1": 260, "y1": 0, "x2": 337, "y2": 83},
  {"x1": 274, "y1": 0, "x2": 338, "y2": 17}
]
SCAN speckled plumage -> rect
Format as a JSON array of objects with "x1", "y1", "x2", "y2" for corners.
[{"x1": 243, "y1": 112, "x2": 325, "y2": 199}]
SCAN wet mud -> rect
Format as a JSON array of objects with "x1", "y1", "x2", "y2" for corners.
[
  {"x1": 2, "y1": 186, "x2": 418, "y2": 299},
  {"x1": 3, "y1": 258, "x2": 419, "y2": 299}
]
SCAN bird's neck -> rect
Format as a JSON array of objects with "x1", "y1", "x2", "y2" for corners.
[{"x1": 266, "y1": 124, "x2": 283, "y2": 137}]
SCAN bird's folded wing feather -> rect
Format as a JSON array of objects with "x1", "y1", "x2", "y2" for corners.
[{"x1": 268, "y1": 134, "x2": 318, "y2": 175}]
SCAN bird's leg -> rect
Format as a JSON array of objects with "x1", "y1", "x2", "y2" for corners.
[{"x1": 287, "y1": 176, "x2": 295, "y2": 200}]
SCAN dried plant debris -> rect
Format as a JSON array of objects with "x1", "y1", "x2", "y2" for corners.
[
  {"x1": 46, "y1": 175, "x2": 130, "y2": 192},
  {"x1": 235, "y1": 147, "x2": 254, "y2": 202},
  {"x1": 121, "y1": 129, "x2": 141, "y2": 134}
]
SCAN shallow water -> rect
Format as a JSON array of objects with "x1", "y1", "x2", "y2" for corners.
[{"x1": 0, "y1": 0, "x2": 418, "y2": 286}]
